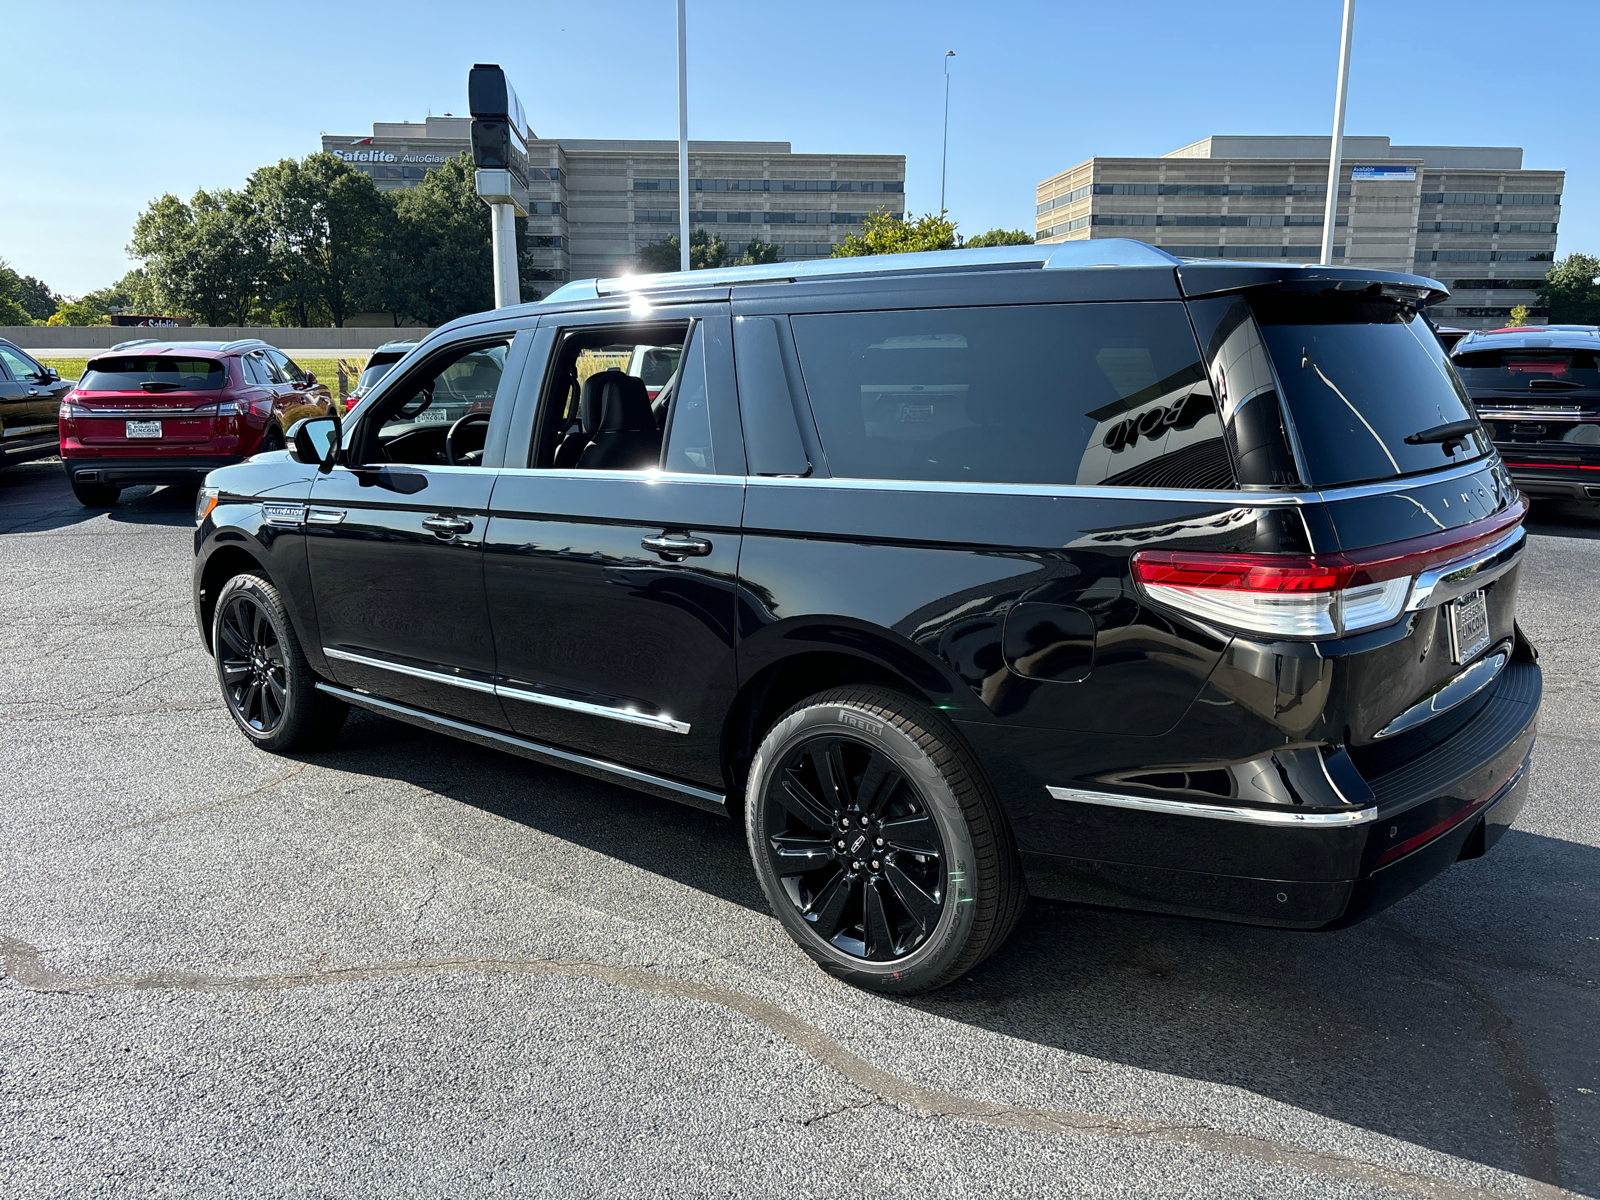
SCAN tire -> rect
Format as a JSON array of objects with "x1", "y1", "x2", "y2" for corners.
[
  {"x1": 257, "y1": 426, "x2": 286, "y2": 455},
  {"x1": 212, "y1": 572, "x2": 348, "y2": 753},
  {"x1": 745, "y1": 685, "x2": 1026, "y2": 994},
  {"x1": 71, "y1": 479, "x2": 121, "y2": 507}
]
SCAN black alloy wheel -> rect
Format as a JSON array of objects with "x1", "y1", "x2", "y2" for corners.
[
  {"x1": 217, "y1": 592, "x2": 289, "y2": 735},
  {"x1": 211, "y1": 572, "x2": 347, "y2": 753},
  {"x1": 762, "y1": 735, "x2": 948, "y2": 962},
  {"x1": 746, "y1": 686, "x2": 1026, "y2": 994}
]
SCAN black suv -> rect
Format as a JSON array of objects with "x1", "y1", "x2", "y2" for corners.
[
  {"x1": 0, "y1": 338, "x2": 72, "y2": 467},
  {"x1": 191, "y1": 242, "x2": 1540, "y2": 994},
  {"x1": 1452, "y1": 325, "x2": 1600, "y2": 508}
]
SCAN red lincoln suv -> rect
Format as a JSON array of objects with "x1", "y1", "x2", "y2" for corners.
[{"x1": 59, "y1": 339, "x2": 324, "y2": 506}]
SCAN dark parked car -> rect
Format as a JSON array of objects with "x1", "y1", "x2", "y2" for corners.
[
  {"x1": 1452, "y1": 326, "x2": 1600, "y2": 508},
  {"x1": 60, "y1": 339, "x2": 324, "y2": 506},
  {"x1": 0, "y1": 338, "x2": 72, "y2": 467},
  {"x1": 344, "y1": 341, "x2": 417, "y2": 413},
  {"x1": 191, "y1": 242, "x2": 1540, "y2": 994}
]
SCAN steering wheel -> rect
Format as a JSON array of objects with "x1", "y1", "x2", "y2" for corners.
[{"x1": 446, "y1": 411, "x2": 492, "y2": 466}]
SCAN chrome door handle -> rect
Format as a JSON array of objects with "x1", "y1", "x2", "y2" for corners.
[
  {"x1": 642, "y1": 532, "x2": 712, "y2": 559},
  {"x1": 422, "y1": 514, "x2": 474, "y2": 539}
]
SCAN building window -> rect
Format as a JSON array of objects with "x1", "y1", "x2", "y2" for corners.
[
  {"x1": 1093, "y1": 183, "x2": 1160, "y2": 196},
  {"x1": 528, "y1": 168, "x2": 561, "y2": 181},
  {"x1": 530, "y1": 201, "x2": 561, "y2": 216},
  {"x1": 636, "y1": 210, "x2": 677, "y2": 222},
  {"x1": 1038, "y1": 216, "x2": 1091, "y2": 238},
  {"x1": 1499, "y1": 222, "x2": 1558, "y2": 234},
  {"x1": 1093, "y1": 214, "x2": 1159, "y2": 226},
  {"x1": 1505, "y1": 193, "x2": 1561, "y2": 206},
  {"x1": 1157, "y1": 245, "x2": 1346, "y2": 259},
  {"x1": 1446, "y1": 278, "x2": 1547, "y2": 291},
  {"x1": 634, "y1": 178, "x2": 678, "y2": 191},
  {"x1": 526, "y1": 235, "x2": 563, "y2": 249},
  {"x1": 1157, "y1": 184, "x2": 1350, "y2": 197},
  {"x1": 1420, "y1": 192, "x2": 1560, "y2": 207},
  {"x1": 1492, "y1": 250, "x2": 1555, "y2": 262},
  {"x1": 1037, "y1": 183, "x2": 1092, "y2": 214}
]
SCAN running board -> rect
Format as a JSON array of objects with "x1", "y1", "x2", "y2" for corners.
[{"x1": 315, "y1": 682, "x2": 727, "y2": 816}]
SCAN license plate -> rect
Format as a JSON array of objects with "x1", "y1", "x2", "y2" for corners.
[
  {"x1": 125, "y1": 420, "x2": 162, "y2": 438},
  {"x1": 1448, "y1": 588, "x2": 1490, "y2": 664}
]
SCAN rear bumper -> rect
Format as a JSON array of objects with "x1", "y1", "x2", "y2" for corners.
[
  {"x1": 989, "y1": 659, "x2": 1541, "y2": 929},
  {"x1": 1495, "y1": 453, "x2": 1600, "y2": 502},
  {"x1": 63, "y1": 455, "x2": 242, "y2": 486}
]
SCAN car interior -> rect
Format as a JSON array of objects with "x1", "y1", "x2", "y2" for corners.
[
  {"x1": 356, "y1": 340, "x2": 511, "y2": 467},
  {"x1": 533, "y1": 322, "x2": 691, "y2": 472}
]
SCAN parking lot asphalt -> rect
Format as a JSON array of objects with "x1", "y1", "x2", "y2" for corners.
[{"x1": 1, "y1": 458, "x2": 1596, "y2": 1200}]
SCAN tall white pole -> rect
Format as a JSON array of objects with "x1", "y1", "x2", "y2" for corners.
[
  {"x1": 677, "y1": 0, "x2": 691, "y2": 273},
  {"x1": 940, "y1": 51, "x2": 954, "y2": 214},
  {"x1": 1320, "y1": 0, "x2": 1355, "y2": 267}
]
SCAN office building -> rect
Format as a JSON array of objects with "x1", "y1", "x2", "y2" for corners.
[
  {"x1": 323, "y1": 117, "x2": 905, "y2": 290},
  {"x1": 1036, "y1": 135, "x2": 1563, "y2": 328}
]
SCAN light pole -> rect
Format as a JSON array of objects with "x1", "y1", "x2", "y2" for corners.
[
  {"x1": 940, "y1": 51, "x2": 955, "y2": 215},
  {"x1": 677, "y1": 0, "x2": 691, "y2": 273},
  {"x1": 1320, "y1": 0, "x2": 1355, "y2": 267}
]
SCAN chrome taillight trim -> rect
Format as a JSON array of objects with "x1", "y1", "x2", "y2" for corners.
[{"x1": 1405, "y1": 525, "x2": 1526, "y2": 612}]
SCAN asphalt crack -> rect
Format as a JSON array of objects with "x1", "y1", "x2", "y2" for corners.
[{"x1": 0, "y1": 933, "x2": 1568, "y2": 1200}]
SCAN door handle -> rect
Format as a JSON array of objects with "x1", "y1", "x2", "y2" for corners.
[
  {"x1": 422, "y1": 514, "x2": 474, "y2": 539},
  {"x1": 642, "y1": 532, "x2": 712, "y2": 559}
]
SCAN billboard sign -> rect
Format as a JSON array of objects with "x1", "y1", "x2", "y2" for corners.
[{"x1": 1351, "y1": 164, "x2": 1417, "y2": 181}]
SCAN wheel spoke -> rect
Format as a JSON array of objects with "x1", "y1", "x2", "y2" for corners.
[
  {"x1": 221, "y1": 663, "x2": 251, "y2": 684},
  {"x1": 807, "y1": 740, "x2": 849, "y2": 812},
  {"x1": 863, "y1": 880, "x2": 895, "y2": 959},
  {"x1": 260, "y1": 681, "x2": 282, "y2": 727},
  {"x1": 883, "y1": 860, "x2": 941, "y2": 932},
  {"x1": 218, "y1": 614, "x2": 250, "y2": 658},
  {"x1": 804, "y1": 867, "x2": 853, "y2": 940},
  {"x1": 243, "y1": 681, "x2": 261, "y2": 724},
  {"x1": 769, "y1": 833, "x2": 835, "y2": 872},
  {"x1": 881, "y1": 813, "x2": 941, "y2": 856},
  {"x1": 856, "y1": 751, "x2": 902, "y2": 818},
  {"x1": 778, "y1": 770, "x2": 836, "y2": 832}
]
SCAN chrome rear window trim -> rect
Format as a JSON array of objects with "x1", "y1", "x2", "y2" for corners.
[{"x1": 1046, "y1": 786, "x2": 1376, "y2": 827}]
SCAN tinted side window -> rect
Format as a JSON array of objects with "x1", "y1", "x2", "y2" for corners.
[
  {"x1": 663, "y1": 325, "x2": 713, "y2": 473},
  {"x1": 788, "y1": 303, "x2": 1226, "y2": 488}
]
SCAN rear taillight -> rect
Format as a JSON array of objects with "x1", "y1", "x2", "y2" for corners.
[{"x1": 1132, "y1": 498, "x2": 1527, "y2": 640}]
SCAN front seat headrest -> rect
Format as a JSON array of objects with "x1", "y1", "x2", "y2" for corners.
[
  {"x1": 577, "y1": 369, "x2": 626, "y2": 432},
  {"x1": 593, "y1": 373, "x2": 654, "y2": 433}
]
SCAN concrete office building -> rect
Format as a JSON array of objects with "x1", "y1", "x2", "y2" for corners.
[
  {"x1": 1036, "y1": 135, "x2": 1564, "y2": 329},
  {"x1": 323, "y1": 117, "x2": 905, "y2": 290}
]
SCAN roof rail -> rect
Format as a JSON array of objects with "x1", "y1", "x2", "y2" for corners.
[
  {"x1": 542, "y1": 238, "x2": 1183, "y2": 304},
  {"x1": 221, "y1": 339, "x2": 266, "y2": 352},
  {"x1": 109, "y1": 339, "x2": 161, "y2": 352}
]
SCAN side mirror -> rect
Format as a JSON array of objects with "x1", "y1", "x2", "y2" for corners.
[
  {"x1": 289, "y1": 416, "x2": 341, "y2": 470},
  {"x1": 303, "y1": 371, "x2": 318, "y2": 387},
  {"x1": 44, "y1": 368, "x2": 60, "y2": 382}
]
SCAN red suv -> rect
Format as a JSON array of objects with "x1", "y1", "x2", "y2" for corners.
[{"x1": 59, "y1": 340, "x2": 323, "y2": 506}]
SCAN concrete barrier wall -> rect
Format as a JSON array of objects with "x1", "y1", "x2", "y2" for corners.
[{"x1": 1, "y1": 326, "x2": 434, "y2": 354}]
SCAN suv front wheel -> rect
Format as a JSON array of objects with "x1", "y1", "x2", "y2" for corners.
[
  {"x1": 746, "y1": 686, "x2": 1026, "y2": 994},
  {"x1": 212, "y1": 572, "x2": 347, "y2": 753}
]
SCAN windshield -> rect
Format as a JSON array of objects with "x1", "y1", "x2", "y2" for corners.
[
  {"x1": 1452, "y1": 347, "x2": 1600, "y2": 398},
  {"x1": 80, "y1": 356, "x2": 227, "y2": 393},
  {"x1": 1250, "y1": 291, "x2": 1490, "y2": 487},
  {"x1": 635, "y1": 347, "x2": 682, "y2": 387}
]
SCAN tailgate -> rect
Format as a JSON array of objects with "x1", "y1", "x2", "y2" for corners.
[{"x1": 75, "y1": 395, "x2": 219, "y2": 447}]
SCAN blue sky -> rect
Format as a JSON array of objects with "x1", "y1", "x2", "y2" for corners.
[{"x1": 4, "y1": 0, "x2": 1595, "y2": 297}]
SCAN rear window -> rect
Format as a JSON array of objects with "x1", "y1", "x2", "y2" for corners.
[
  {"x1": 788, "y1": 303, "x2": 1228, "y2": 488},
  {"x1": 636, "y1": 347, "x2": 682, "y2": 387},
  {"x1": 1250, "y1": 292, "x2": 1490, "y2": 487},
  {"x1": 357, "y1": 355, "x2": 405, "y2": 391},
  {"x1": 80, "y1": 356, "x2": 227, "y2": 393},
  {"x1": 1452, "y1": 347, "x2": 1600, "y2": 396}
]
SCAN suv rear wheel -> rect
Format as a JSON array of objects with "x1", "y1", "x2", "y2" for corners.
[
  {"x1": 212, "y1": 572, "x2": 348, "y2": 753},
  {"x1": 746, "y1": 685, "x2": 1026, "y2": 994},
  {"x1": 71, "y1": 479, "x2": 120, "y2": 507}
]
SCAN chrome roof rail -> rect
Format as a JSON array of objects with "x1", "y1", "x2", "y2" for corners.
[{"x1": 541, "y1": 238, "x2": 1184, "y2": 304}]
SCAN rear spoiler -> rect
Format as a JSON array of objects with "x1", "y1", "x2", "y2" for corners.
[{"x1": 1175, "y1": 263, "x2": 1449, "y2": 307}]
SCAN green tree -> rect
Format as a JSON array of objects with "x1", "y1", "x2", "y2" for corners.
[
  {"x1": 832, "y1": 209, "x2": 958, "y2": 257},
  {"x1": 963, "y1": 228, "x2": 1034, "y2": 248},
  {"x1": 14, "y1": 274, "x2": 59, "y2": 321},
  {"x1": 739, "y1": 238, "x2": 782, "y2": 266},
  {"x1": 1537, "y1": 253, "x2": 1600, "y2": 325},
  {"x1": 0, "y1": 261, "x2": 31, "y2": 325},
  {"x1": 129, "y1": 189, "x2": 267, "y2": 325},
  {"x1": 248, "y1": 154, "x2": 388, "y2": 327},
  {"x1": 637, "y1": 228, "x2": 727, "y2": 273},
  {"x1": 387, "y1": 153, "x2": 496, "y2": 326}
]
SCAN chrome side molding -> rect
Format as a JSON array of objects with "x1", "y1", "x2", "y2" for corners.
[
  {"x1": 322, "y1": 647, "x2": 690, "y2": 734},
  {"x1": 1046, "y1": 786, "x2": 1377, "y2": 827},
  {"x1": 315, "y1": 682, "x2": 724, "y2": 815},
  {"x1": 1373, "y1": 648, "x2": 1508, "y2": 740}
]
